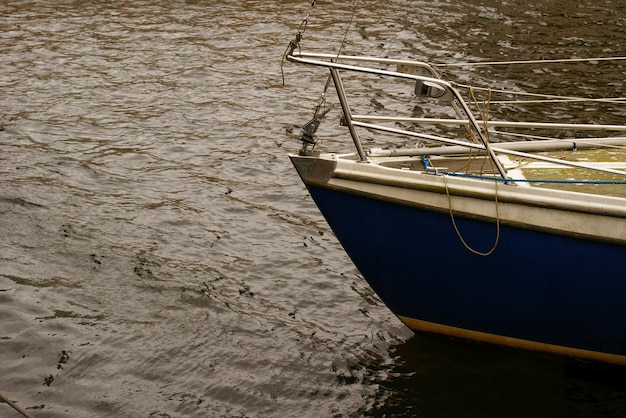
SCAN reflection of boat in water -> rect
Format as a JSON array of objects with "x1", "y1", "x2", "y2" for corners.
[
  {"x1": 366, "y1": 332, "x2": 626, "y2": 417},
  {"x1": 284, "y1": 47, "x2": 626, "y2": 365}
]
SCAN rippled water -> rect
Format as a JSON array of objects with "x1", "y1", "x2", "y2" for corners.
[{"x1": 1, "y1": 1, "x2": 625, "y2": 417}]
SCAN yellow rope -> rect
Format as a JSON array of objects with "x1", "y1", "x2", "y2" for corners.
[
  {"x1": 442, "y1": 174, "x2": 501, "y2": 257},
  {"x1": 442, "y1": 86, "x2": 502, "y2": 256},
  {"x1": 0, "y1": 391, "x2": 35, "y2": 418}
]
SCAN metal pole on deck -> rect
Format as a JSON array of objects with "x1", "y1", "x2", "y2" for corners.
[{"x1": 329, "y1": 66, "x2": 369, "y2": 162}]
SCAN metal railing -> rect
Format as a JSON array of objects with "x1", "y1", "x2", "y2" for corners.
[{"x1": 287, "y1": 52, "x2": 626, "y2": 179}]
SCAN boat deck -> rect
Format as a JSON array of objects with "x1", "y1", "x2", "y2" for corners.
[{"x1": 377, "y1": 154, "x2": 500, "y2": 175}]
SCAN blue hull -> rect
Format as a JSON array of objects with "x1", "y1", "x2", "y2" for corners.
[{"x1": 307, "y1": 184, "x2": 626, "y2": 361}]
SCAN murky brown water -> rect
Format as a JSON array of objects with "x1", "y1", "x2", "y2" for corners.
[{"x1": 1, "y1": 1, "x2": 625, "y2": 417}]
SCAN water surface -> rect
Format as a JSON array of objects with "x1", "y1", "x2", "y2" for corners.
[{"x1": 1, "y1": 1, "x2": 625, "y2": 417}]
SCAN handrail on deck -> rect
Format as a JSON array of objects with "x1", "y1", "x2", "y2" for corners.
[
  {"x1": 287, "y1": 52, "x2": 449, "y2": 91},
  {"x1": 290, "y1": 52, "x2": 442, "y2": 78}
]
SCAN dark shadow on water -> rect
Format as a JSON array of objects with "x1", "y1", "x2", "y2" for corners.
[{"x1": 365, "y1": 332, "x2": 626, "y2": 418}]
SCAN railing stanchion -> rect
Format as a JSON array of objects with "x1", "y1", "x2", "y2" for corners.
[{"x1": 329, "y1": 66, "x2": 369, "y2": 162}]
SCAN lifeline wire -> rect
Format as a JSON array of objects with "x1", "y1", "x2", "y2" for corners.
[
  {"x1": 446, "y1": 56, "x2": 626, "y2": 104},
  {"x1": 434, "y1": 56, "x2": 626, "y2": 67},
  {"x1": 457, "y1": 84, "x2": 626, "y2": 105}
]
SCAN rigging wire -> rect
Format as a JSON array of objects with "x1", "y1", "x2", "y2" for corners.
[
  {"x1": 281, "y1": 0, "x2": 359, "y2": 84},
  {"x1": 284, "y1": 0, "x2": 362, "y2": 151},
  {"x1": 335, "y1": 0, "x2": 361, "y2": 59},
  {"x1": 316, "y1": 0, "x2": 361, "y2": 107},
  {"x1": 281, "y1": 0, "x2": 317, "y2": 85},
  {"x1": 311, "y1": 0, "x2": 362, "y2": 137}
]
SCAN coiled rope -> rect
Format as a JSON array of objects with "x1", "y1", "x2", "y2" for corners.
[{"x1": 0, "y1": 391, "x2": 34, "y2": 418}]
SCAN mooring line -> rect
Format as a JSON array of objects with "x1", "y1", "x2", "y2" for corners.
[
  {"x1": 442, "y1": 174, "x2": 501, "y2": 257},
  {"x1": 0, "y1": 390, "x2": 35, "y2": 418}
]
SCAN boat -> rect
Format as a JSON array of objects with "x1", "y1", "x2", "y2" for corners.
[{"x1": 284, "y1": 46, "x2": 626, "y2": 365}]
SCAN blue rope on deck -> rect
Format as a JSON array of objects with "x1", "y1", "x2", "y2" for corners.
[{"x1": 443, "y1": 172, "x2": 626, "y2": 185}]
